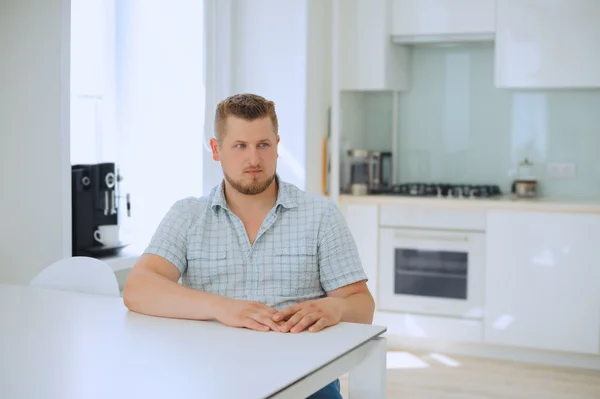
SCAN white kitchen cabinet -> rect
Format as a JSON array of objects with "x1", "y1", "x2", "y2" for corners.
[
  {"x1": 485, "y1": 210, "x2": 600, "y2": 355},
  {"x1": 495, "y1": 0, "x2": 600, "y2": 88},
  {"x1": 338, "y1": 0, "x2": 409, "y2": 91},
  {"x1": 340, "y1": 204, "x2": 380, "y2": 305},
  {"x1": 391, "y1": 0, "x2": 495, "y2": 42},
  {"x1": 375, "y1": 311, "x2": 483, "y2": 342}
]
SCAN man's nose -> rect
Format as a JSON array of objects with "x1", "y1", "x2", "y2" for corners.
[{"x1": 247, "y1": 147, "x2": 260, "y2": 164}]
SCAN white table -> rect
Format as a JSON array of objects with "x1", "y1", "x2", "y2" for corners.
[{"x1": 0, "y1": 283, "x2": 387, "y2": 399}]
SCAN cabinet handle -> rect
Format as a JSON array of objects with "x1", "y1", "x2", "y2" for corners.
[{"x1": 394, "y1": 233, "x2": 468, "y2": 242}]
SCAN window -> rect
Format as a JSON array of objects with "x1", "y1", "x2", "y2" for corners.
[
  {"x1": 71, "y1": 0, "x2": 205, "y2": 247},
  {"x1": 70, "y1": 0, "x2": 117, "y2": 164}
]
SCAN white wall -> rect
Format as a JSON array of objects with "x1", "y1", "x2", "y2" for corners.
[
  {"x1": 305, "y1": 0, "x2": 332, "y2": 195},
  {"x1": 202, "y1": 0, "x2": 332, "y2": 195},
  {"x1": 115, "y1": 0, "x2": 205, "y2": 245},
  {"x1": 0, "y1": 0, "x2": 71, "y2": 284},
  {"x1": 0, "y1": 0, "x2": 331, "y2": 284}
]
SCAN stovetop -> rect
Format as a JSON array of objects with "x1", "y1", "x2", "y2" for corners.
[{"x1": 374, "y1": 183, "x2": 503, "y2": 199}]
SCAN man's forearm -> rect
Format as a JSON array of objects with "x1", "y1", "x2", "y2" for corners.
[
  {"x1": 123, "y1": 268, "x2": 227, "y2": 320},
  {"x1": 339, "y1": 292, "x2": 375, "y2": 324}
]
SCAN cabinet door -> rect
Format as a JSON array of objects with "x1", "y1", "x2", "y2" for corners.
[
  {"x1": 338, "y1": 0, "x2": 409, "y2": 91},
  {"x1": 392, "y1": 0, "x2": 495, "y2": 37},
  {"x1": 495, "y1": 0, "x2": 600, "y2": 88},
  {"x1": 340, "y1": 204, "x2": 379, "y2": 305},
  {"x1": 485, "y1": 210, "x2": 600, "y2": 354}
]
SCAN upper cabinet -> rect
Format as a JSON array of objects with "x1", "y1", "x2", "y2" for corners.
[
  {"x1": 391, "y1": 0, "x2": 496, "y2": 43},
  {"x1": 338, "y1": 0, "x2": 410, "y2": 91},
  {"x1": 495, "y1": 0, "x2": 600, "y2": 88}
]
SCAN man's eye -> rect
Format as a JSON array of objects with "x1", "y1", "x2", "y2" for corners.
[
  {"x1": 236, "y1": 144, "x2": 246, "y2": 149},
  {"x1": 259, "y1": 143, "x2": 269, "y2": 148}
]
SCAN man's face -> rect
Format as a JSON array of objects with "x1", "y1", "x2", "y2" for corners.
[{"x1": 210, "y1": 115, "x2": 279, "y2": 195}]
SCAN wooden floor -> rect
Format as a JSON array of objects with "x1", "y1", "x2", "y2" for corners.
[{"x1": 339, "y1": 350, "x2": 600, "y2": 398}]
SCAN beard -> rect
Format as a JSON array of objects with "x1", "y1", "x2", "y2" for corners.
[{"x1": 224, "y1": 170, "x2": 276, "y2": 195}]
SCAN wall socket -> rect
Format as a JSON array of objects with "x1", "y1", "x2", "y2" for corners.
[{"x1": 546, "y1": 162, "x2": 577, "y2": 179}]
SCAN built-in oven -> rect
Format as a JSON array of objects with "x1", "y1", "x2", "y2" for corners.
[{"x1": 378, "y1": 227, "x2": 485, "y2": 319}]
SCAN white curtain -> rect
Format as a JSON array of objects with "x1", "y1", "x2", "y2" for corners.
[
  {"x1": 116, "y1": 0, "x2": 205, "y2": 246},
  {"x1": 202, "y1": 0, "x2": 308, "y2": 194}
]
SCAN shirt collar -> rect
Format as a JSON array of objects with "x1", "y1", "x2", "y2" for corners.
[{"x1": 210, "y1": 174, "x2": 298, "y2": 213}]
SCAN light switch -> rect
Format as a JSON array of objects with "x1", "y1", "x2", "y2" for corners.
[{"x1": 547, "y1": 162, "x2": 576, "y2": 179}]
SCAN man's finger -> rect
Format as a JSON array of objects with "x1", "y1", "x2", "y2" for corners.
[
  {"x1": 308, "y1": 317, "x2": 330, "y2": 333},
  {"x1": 290, "y1": 314, "x2": 319, "y2": 333},
  {"x1": 280, "y1": 311, "x2": 306, "y2": 333},
  {"x1": 273, "y1": 305, "x2": 299, "y2": 322},
  {"x1": 244, "y1": 318, "x2": 271, "y2": 332},
  {"x1": 254, "y1": 314, "x2": 283, "y2": 332},
  {"x1": 261, "y1": 305, "x2": 278, "y2": 315}
]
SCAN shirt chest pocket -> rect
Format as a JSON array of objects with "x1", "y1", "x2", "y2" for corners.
[
  {"x1": 274, "y1": 245, "x2": 320, "y2": 297},
  {"x1": 187, "y1": 249, "x2": 228, "y2": 289}
]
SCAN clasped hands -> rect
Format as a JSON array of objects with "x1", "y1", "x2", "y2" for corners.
[{"x1": 217, "y1": 296, "x2": 345, "y2": 333}]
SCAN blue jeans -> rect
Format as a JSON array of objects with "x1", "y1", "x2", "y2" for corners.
[{"x1": 307, "y1": 379, "x2": 342, "y2": 399}]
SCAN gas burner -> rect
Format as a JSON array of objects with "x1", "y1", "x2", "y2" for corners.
[{"x1": 386, "y1": 183, "x2": 502, "y2": 199}]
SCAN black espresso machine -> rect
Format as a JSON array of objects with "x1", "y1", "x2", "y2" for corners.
[{"x1": 71, "y1": 162, "x2": 131, "y2": 257}]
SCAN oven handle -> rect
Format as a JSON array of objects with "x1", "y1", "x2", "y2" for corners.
[{"x1": 394, "y1": 232, "x2": 468, "y2": 242}]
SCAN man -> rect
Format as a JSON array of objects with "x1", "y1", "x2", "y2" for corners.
[{"x1": 123, "y1": 93, "x2": 375, "y2": 399}]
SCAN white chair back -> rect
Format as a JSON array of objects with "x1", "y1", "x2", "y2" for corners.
[{"x1": 30, "y1": 256, "x2": 120, "y2": 297}]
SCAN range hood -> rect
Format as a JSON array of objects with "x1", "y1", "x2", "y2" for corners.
[{"x1": 391, "y1": 33, "x2": 495, "y2": 45}]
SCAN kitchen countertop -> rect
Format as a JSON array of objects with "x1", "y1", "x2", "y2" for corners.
[
  {"x1": 101, "y1": 244, "x2": 145, "y2": 272},
  {"x1": 338, "y1": 194, "x2": 600, "y2": 214}
]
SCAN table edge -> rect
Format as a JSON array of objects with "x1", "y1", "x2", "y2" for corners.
[{"x1": 265, "y1": 326, "x2": 387, "y2": 398}]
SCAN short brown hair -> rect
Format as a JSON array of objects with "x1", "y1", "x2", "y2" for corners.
[{"x1": 214, "y1": 93, "x2": 279, "y2": 143}]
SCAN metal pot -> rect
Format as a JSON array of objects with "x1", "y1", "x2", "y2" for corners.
[
  {"x1": 513, "y1": 179, "x2": 538, "y2": 198},
  {"x1": 512, "y1": 158, "x2": 538, "y2": 198}
]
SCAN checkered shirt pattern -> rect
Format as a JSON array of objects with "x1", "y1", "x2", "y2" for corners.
[{"x1": 143, "y1": 178, "x2": 368, "y2": 310}]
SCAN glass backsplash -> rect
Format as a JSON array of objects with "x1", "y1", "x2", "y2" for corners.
[{"x1": 354, "y1": 42, "x2": 600, "y2": 199}]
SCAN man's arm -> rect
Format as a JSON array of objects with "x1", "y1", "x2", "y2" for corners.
[
  {"x1": 317, "y1": 200, "x2": 375, "y2": 324},
  {"x1": 327, "y1": 280, "x2": 375, "y2": 324},
  {"x1": 123, "y1": 199, "x2": 282, "y2": 332},
  {"x1": 273, "y1": 281, "x2": 375, "y2": 333},
  {"x1": 273, "y1": 201, "x2": 375, "y2": 333},
  {"x1": 123, "y1": 199, "x2": 219, "y2": 320},
  {"x1": 123, "y1": 254, "x2": 226, "y2": 320},
  {"x1": 124, "y1": 255, "x2": 282, "y2": 332}
]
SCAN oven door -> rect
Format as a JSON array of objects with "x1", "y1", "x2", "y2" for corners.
[{"x1": 378, "y1": 227, "x2": 485, "y2": 319}]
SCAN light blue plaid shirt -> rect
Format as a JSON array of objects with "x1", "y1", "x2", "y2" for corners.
[{"x1": 144, "y1": 178, "x2": 368, "y2": 310}]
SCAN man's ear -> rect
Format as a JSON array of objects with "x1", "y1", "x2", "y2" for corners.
[{"x1": 210, "y1": 138, "x2": 220, "y2": 161}]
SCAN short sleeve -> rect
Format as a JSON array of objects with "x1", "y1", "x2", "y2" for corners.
[
  {"x1": 318, "y1": 201, "x2": 368, "y2": 293},
  {"x1": 143, "y1": 199, "x2": 191, "y2": 275}
]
